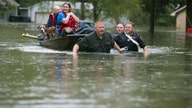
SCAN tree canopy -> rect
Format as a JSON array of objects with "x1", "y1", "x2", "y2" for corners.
[
  {"x1": 16, "y1": 0, "x2": 191, "y2": 33},
  {"x1": 102, "y1": 0, "x2": 141, "y2": 24}
]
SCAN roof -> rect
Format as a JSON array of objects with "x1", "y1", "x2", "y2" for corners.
[
  {"x1": 0, "y1": 0, "x2": 6, "y2": 6},
  {"x1": 170, "y1": 5, "x2": 186, "y2": 16},
  {"x1": 0, "y1": 0, "x2": 20, "y2": 6}
]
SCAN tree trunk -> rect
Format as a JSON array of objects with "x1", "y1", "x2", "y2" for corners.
[
  {"x1": 93, "y1": 6, "x2": 97, "y2": 21},
  {"x1": 92, "y1": 0, "x2": 99, "y2": 22},
  {"x1": 149, "y1": 0, "x2": 155, "y2": 34},
  {"x1": 186, "y1": 0, "x2": 192, "y2": 32},
  {"x1": 80, "y1": 0, "x2": 85, "y2": 20}
]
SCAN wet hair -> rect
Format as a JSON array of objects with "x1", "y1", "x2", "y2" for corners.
[
  {"x1": 63, "y1": 2, "x2": 72, "y2": 12},
  {"x1": 116, "y1": 23, "x2": 124, "y2": 28},
  {"x1": 117, "y1": 22, "x2": 124, "y2": 26},
  {"x1": 126, "y1": 21, "x2": 135, "y2": 27},
  {"x1": 95, "y1": 21, "x2": 104, "y2": 27}
]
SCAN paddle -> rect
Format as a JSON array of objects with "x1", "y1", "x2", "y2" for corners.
[
  {"x1": 22, "y1": 33, "x2": 44, "y2": 40},
  {"x1": 22, "y1": 33, "x2": 38, "y2": 39}
]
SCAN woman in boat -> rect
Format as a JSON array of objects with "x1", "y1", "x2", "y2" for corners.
[
  {"x1": 62, "y1": 2, "x2": 79, "y2": 30},
  {"x1": 56, "y1": 2, "x2": 79, "y2": 36}
]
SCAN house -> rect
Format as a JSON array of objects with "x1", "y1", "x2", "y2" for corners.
[
  {"x1": 26, "y1": 1, "x2": 93, "y2": 24},
  {"x1": 27, "y1": 1, "x2": 64, "y2": 24},
  {"x1": 170, "y1": 5, "x2": 186, "y2": 32},
  {"x1": 0, "y1": 0, "x2": 20, "y2": 21}
]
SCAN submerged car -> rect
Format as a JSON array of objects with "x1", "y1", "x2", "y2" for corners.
[
  {"x1": 76, "y1": 20, "x2": 95, "y2": 34},
  {"x1": 8, "y1": 15, "x2": 31, "y2": 22},
  {"x1": 77, "y1": 20, "x2": 95, "y2": 29}
]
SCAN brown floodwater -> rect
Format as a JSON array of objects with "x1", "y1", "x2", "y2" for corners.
[{"x1": 0, "y1": 23, "x2": 192, "y2": 108}]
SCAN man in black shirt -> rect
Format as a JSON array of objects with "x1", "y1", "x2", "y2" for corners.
[
  {"x1": 112, "y1": 23, "x2": 124, "y2": 39},
  {"x1": 73, "y1": 21, "x2": 125, "y2": 54},
  {"x1": 114, "y1": 22, "x2": 148, "y2": 54}
]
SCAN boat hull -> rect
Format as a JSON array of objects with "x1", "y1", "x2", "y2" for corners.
[{"x1": 39, "y1": 34, "x2": 86, "y2": 51}]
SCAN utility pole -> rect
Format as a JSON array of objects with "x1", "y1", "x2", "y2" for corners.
[
  {"x1": 186, "y1": 0, "x2": 192, "y2": 33},
  {"x1": 80, "y1": 0, "x2": 85, "y2": 20},
  {"x1": 149, "y1": 0, "x2": 155, "y2": 34}
]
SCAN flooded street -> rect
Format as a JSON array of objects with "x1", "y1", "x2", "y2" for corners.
[{"x1": 0, "y1": 23, "x2": 192, "y2": 108}]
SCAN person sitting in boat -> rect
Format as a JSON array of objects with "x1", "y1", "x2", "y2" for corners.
[
  {"x1": 47, "y1": 6, "x2": 61, "y2": 39},
  {"x1": 56, "y1": 2, "x2": 79, "y2": 37}
]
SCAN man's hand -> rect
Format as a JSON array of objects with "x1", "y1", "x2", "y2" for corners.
[{"x1": 119, "y1": 47, "x2": 126, "y2": 53}]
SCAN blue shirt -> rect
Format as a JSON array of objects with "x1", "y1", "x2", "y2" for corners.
[{"x1": 56, "y1": 11, "x2": 66, "y2": 36}]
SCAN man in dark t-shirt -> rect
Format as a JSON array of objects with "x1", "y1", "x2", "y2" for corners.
[{"x1": 73, "y1": 21, "x2": 125, "y2": 54}]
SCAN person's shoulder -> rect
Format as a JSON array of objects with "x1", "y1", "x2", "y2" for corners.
[
  {"x1": 113, "y1": 33, "x2": 123, "y2": 40},
  {"x1": 57, "y1": 12, "x2": 62, "y2": 16},
  {"x1": 87, "y1": 31, "x2": 95, "y2": 36},
  {"x1": 133, "y1": 32, "x2": 141, "y2": 37},
  {"x1": 86, "y1": 31, "x2": 96, "y2": 38},
  {"x1": 112, "y1": 34, "x2": 118, "y2": 39},
  {"x1": 117, "y1": 32, "x2": 125, "y2": 37},
  {"x1": 113, "y1": 33, "x2": 119, "y2": 37},
  {"x1": 58, "y1": 11, "x2": 65, "y2": 15},
  {"x1": 119, "y1": 32, "x2": 125, "y2": 35},
  {"x1": 49, "y1": 13, "x2": 54, "y2": 15},
  {"x1": 49, "y1": 13, "x2": 55, "y2": 18}
]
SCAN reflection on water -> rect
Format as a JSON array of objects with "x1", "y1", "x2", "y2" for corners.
[{"x1": 0, "y1": 25, "x2": 192, "y2": 108}]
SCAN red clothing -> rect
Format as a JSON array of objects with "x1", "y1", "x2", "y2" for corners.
[
  {"x1": 60, "y1": 11, "x2": 78, "y2": 31},
  {"x1": 47, "y1": 13, "x2": 55, "y2": 27}
]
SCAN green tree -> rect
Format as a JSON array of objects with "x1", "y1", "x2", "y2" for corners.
[
  {"x1": 90, "y1": 0, "x2": 103, "y2": 21},
  {"x1": 102, "y1": 0, "x2": 142, "y2": 24},
  {"x1": 18, "y1": 0, "x2": 142, "y2": 25},
  {"x1": 74, "y1": 0, "x2": 142, "y2": 24},
  {"x1": 141, "y1": 0, "x2": 186, "y2": 34},
  {"x1": 79, "y1": 0, "x2": 85, "y2": 19}
]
